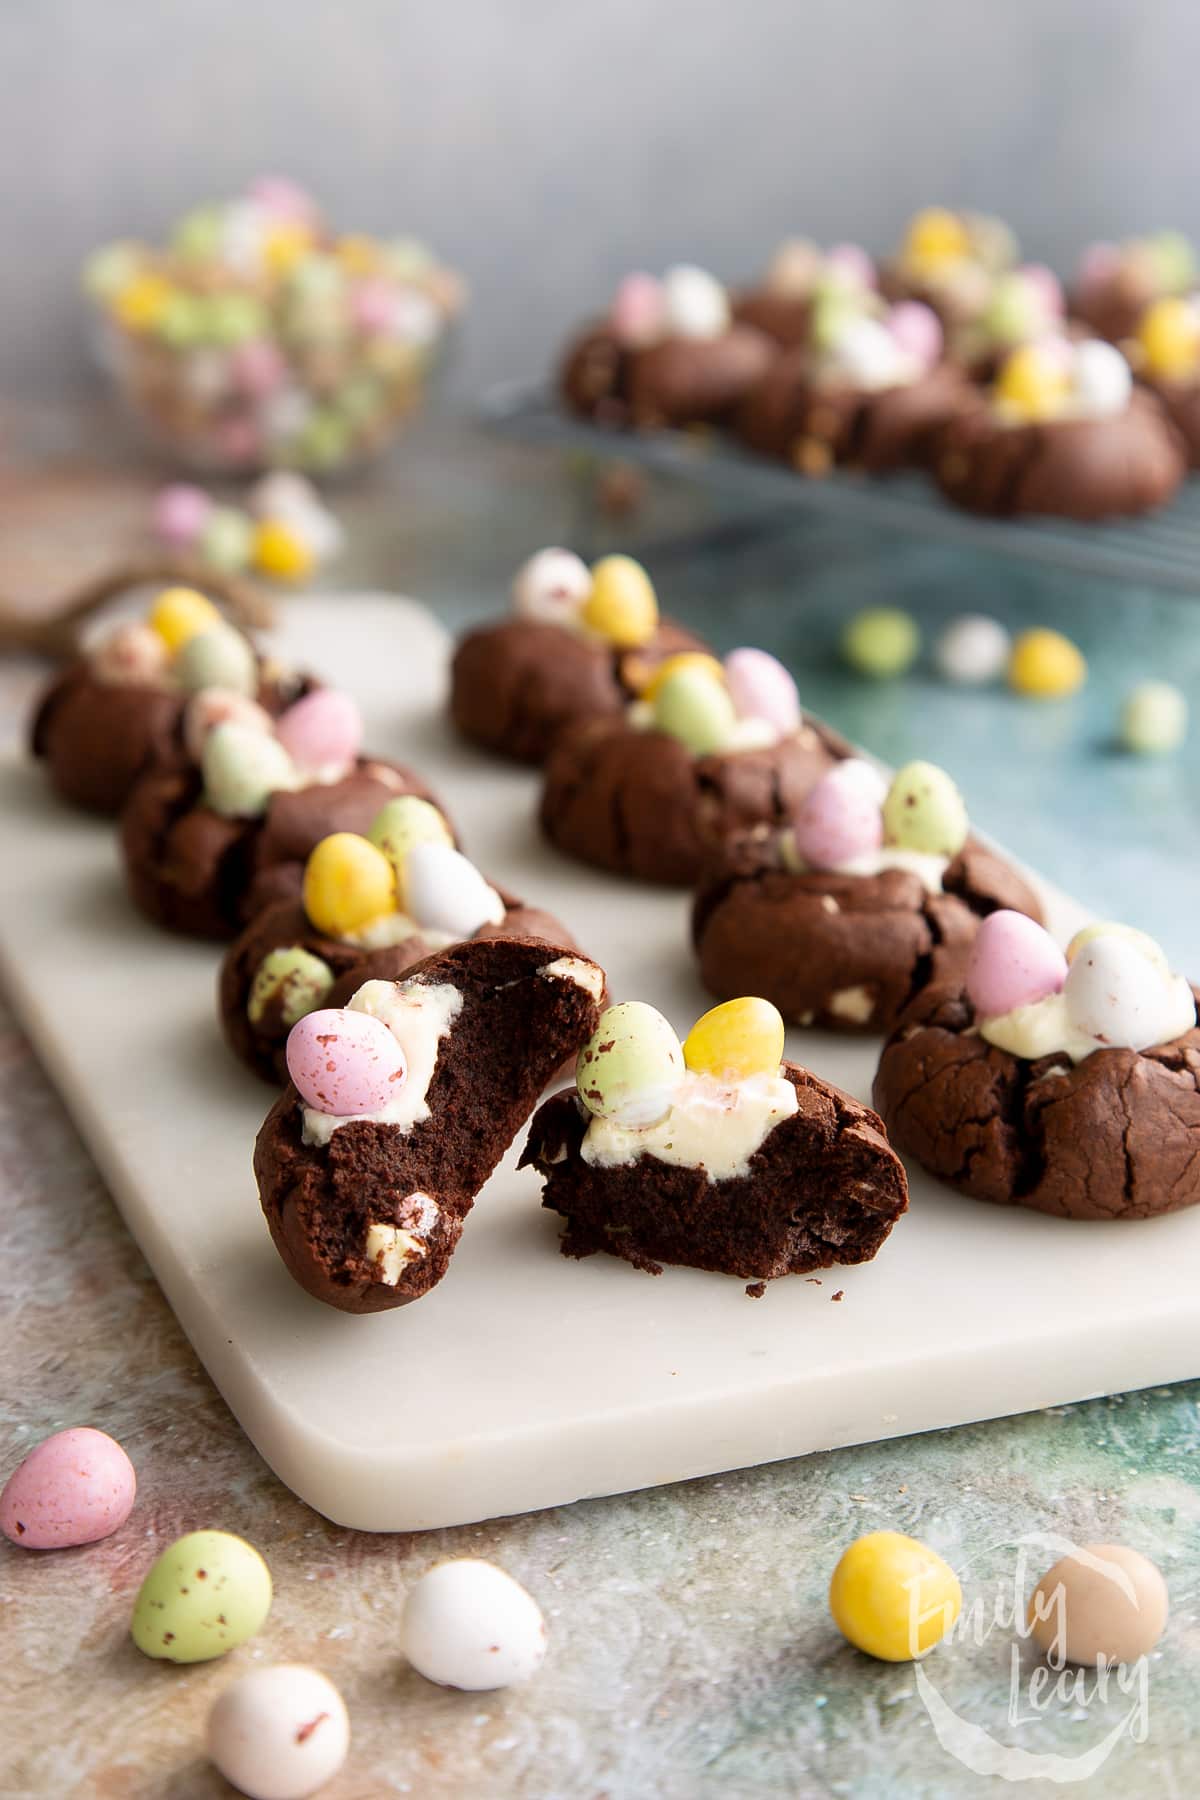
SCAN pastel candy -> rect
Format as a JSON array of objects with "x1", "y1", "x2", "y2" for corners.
[
  {"x1": 230, "y1": 339, "x2": 287, "y2": 397},
  {"x1": 247, "y1": 946, "x2": 335, "y2": 1028},
  {"x1": 582, "y1": 555, "x2": 658, "y2": 648},
  {"x1": 934, "y1": 614, "x2": 1011, "y2": 686},
  {"x1": 994, "y1": 342, "x2": 1072, "y2": 420},
  {"x1": 829, "y1": 316, "x2": 904, "y2": 387},
  {"x1": 206, "y1": 1665, "x2": 350, "y2": 1799},
  {"x1": 1, "y1": 1427, "x2": 136, "y2": 1550},
  {"x1": 882, "y1": 761, "x2": 968, "y2": 857},
  {"x1": 286, "y1": 1006, "x2": 408, "y2": 1114},
  {"x1": 131, "y1": 1530, "x2": 272, "y2": 1664},
  {"x1": 149, "y1": 586, "x2": 222, "y2": 653},
  {"x1": 183, "y1": 689, "x2": 275, "y2": 763},
  {"x1": 610, "y1": 272, "x2": 667, "y2": 349},
  {"x1": 842, "y1": 606, "x2": 920, "y2": 678},
  {"x1": 682, "y1": 997, "x2": 785, "y2": 1082},
  {"x1": 792, "y1": 763, "x2": 884, "y2": 869},
  {"x1": 198, "y1": 506, "x2": 255, "y2": 574},
  {"x1": 723, "y1": 647, "x2": 801, "y2": 733},
  {"x1": 400, "y1": 843, "x2": 505, "y2": 938},
  {"x1": 824, "y1": 243, "x2": 876, "y2": 290},
  {"x1": 1019, "y1": 263, "x2": 1065, "y2": 319},
  {"x1": 1077, "y1": 242, "x2": 1120, "y2": 292},
  {"x1": 202, "y1": 721, "x2": 296, "y2": 818},
  {"x1": 639, "y1": 652, "x2": 725, "y2": 701},
  {"x1": 888, "y1": 301, "x2": 943, "y2": 370},
  {"x1": 511, "y1": 548, "x2": 593, "y2": 625},
  {"x1": 275, "y1": 689, "x2": 362, "y2": 772},
  {"x1": 1063, "y1": 934, "x2": 1179, "y2": 1049},
  {"x1": 1071, "y1": 340, "x2": 1132, "y2": 418},
  {"x1": 662, "y1": 264, "x2": 730, "y2": 341},
  {"x1": 577, "y1": 1001, "x2": 684, "y2": 1128},
  {"x1": 91, "y1": 621, "x2": 170, "y2": 687},
  {"x1": 303, "y1": 833, "x2": 396, "y2": 937},
  {"x1": 174, "y1": 623, "x2": 258, "y2": 697},
  {"x1": 833, "y1": 757, "x2": 889, "y2": 809},
  {"x1": 248, "y1": 471, "x2": 322, "y2": 520},
  {"x1": 1067, "y1": 921, "x2": 1168, "y2": 973},
  {"x1": 965, "y1": 911, "x2": 1067, "y2": 1019},
  {"x1": 1119, "y1": 680, "x2": 1188, "y2": 755},
  {"x1": 254, "y1": 517, "x2": 316, "y2": 581},
  {"x1": 153, "y1": 483, "x2": 213, "y2": 548},
  {"x1": 652, "y1": 665, "x2": 736, "y2": 755},
  {"x1": 368, "y1": 795, "x2": 453, "y2": 881}
]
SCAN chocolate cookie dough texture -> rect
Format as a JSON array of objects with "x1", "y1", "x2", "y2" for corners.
[
  {"x1": 30, "y1": 585, "x2": 311, "y2": 816},
  {"x1": 539, "y1": 645, "x2": 843, "y2": 885},
  {"x1": 220, "y1": 796, "x2": 576, "y2": 1082},
  {"x1": 873, "y1": 914, "x2": 1200, "y2": 1219},
  {"x1": 450, "y1": 550, "x2": 708, "y2": 765},
  {"x1": 120, "y1": 687, "x2": 447, "y2": 938},
  {"x1": 254, "y1": 937, "x2": 605, "y2": 1312},
  {"x1": 523, "y1": 996, "x2": 908, "y2": 1282},
  {"x1": 934, "y1": 336, "x2": 1186, "y2": 519},
  {"x1": 1070, "y1": 231, "x2": 1197, "y2": 345},
  {"x1": 560, "y1": 265, "x2": 773, "y2": 429},
  {"x1": 693, "y1": 758, "x2": 1042, "y2": 1033}
]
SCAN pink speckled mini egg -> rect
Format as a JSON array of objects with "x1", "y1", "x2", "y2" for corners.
[
  {"x1": 286, "y1": 1008, "x2": 408, "y2": 1115},
  {"x1": 275, "y1": 689, "x2": 363, "y2": 773},
  {"x1": 1, "y1": 1427, "x2": 136, "y2": 1550},
  {"x1": 966, "y1": 910, "x2": 1067, "y2": 1020},
  {"x1": 723, "y1": 647, "x2": 801, "y2": 733},
  {"x1": 792, "y1": 762, "x2": 884, "y2": 869}
]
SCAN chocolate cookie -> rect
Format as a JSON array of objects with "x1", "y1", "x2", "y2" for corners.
[
  {"x1": 738, "y1": 349, "x2": 970, "y2": 474},
  {"x1": 1146, "y1": 378, "x2": 1200, "y2": 467},
  {"x1": 539, "y1": 717, "x2": 843, "y2": 887},
  {"x1": 220, "y1": 890, "x2": 577, "y2": 1083},
  {"x1": 873, "y1": 985, "x2": 1200, "y2": 1220},
  {"x1": 450, "y1": 615, "x2": 708, "y2": 765},
  {"x1": 934, "y1": 389, "x2": 1186, "y2": 519},
  {"x1": 560, "y1": 320, "x2": 775, "y2": 430},
  {"x1": 523, "y1": 1064, "x2": 908, "y2": 1281},
  {"x1": 692, "y1": 839, "x2": 1043, "y2": 1033},
  {"x1": 732, "y1": 289, "x2": 814, "y2": 349},
  {"x1": 254, "y1": 936, "x2": 605, "y2": 1312},
  {"x1": 120, "y1": 758, "x2": 445, "y2": 939}
]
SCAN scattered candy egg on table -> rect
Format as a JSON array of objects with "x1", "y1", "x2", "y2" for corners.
[
  {"x1": 174, "y1": 622, "x2": 259, "y2": 697},
  {"x1": 1028, "y1": 1544, "x2": 1168, "y2": 1667},
  {"x1": 577, "y1": 1001, "x2": 685, "y2": 1127},
  {"x1": 1071, "y1": 339, "x2": 1133, "y2": 417},
  {"x1": 1, "y1": 1427, "x2": 136, "y2": 1549},
  {"x1": 199, "y1": 506, "x2": 256, "y2": 574},
  {"x1": 1120, "y1": 679, "x2": 1188, "y2": 754},
  {"x1": 652, "y1": 664, "x2": 737, "y2": 755},
  {"x1": 661, "y1": 264, "x2": 731, "y2": 340},
  {"x1": 275, "y1": 689, "x2": 362, "y2": 772},
  {"x1": 401, "y1": 1559, "x2": 548, "y2": 1690},
  {"x1": 286, "y1": 1007, "x2": 407, "y2": 1114},
  {"x1": 933, "y1": 614, "x2": 1011, "y2": 686},
  {"x1": 91, "y1": 621, "x2": 170, "y2": 687},
  {"x1": 254, "y1": 517, "x2": 316, "y2": 583},
  {"x1": 248, "y1": 946, "x2": 336, "y2": 1028},
  {"x1": 841, "y1": 606, "x2": 920, "y2": 679},
  {"x1": 582, "y1": 554, "x2": 659, "y2": 647},
  {"x1": 303, "y1": 833, "x2": 396, "y2": 936},
  {"x1": 1008, "y1": 627, "x2": 1087, "y2": 698},
  {"x1": 610, "y1": 272, "x2": 667, "y2": 349},
  {"x1": 203, "y1": 721, "x2": 296, "y2": 818},
  {"x1": 400, "y1": 843, "x2": 504, "y2": 938},
  {"x1": 207, "y1": 1665, "x2": 350, "y2": 1800},
  {"x1": 792, "y1": 762, "x2": 884, "y2": 868},
  {"x1": 829, "y1": 1531, "x2": 962, "y2": 1662},
  {"x1": 1062, "y1": 934, "x2": 1173, "y2": 1048},
  {"x1": 723, "y1": 647, "x2": 801, "y2": 732},
  {"x1": 683, "y1": 997, "x2": 786, "y2": 1082},
  {"x1": 882, "y1": 761, "x2": 969, "y2": 856},
  {"x1": 639, "y1": 651, "x2": 726, "y2": 701},
  {"x1": 511, "y1": 547, "x2": 593, "y2": 625},
  {"x1": 1137, "y1": 296, "x2": 1200, "y2": 381},
  {"x1": 131, "y1": 1530, "x2": 272, "y2": 1663},
  {"x1": 183, "y1": 688, "x2": 275, "y2": 761},
  {"x1": 149, "y1": 585, "x2": 222, "y2": 653},
  {"x1": 153, "y1": 483, "x2": 213, "y2": 548},
  {"x1": 367, "y1": 794, "x2": 453, "y2": 877},
  {"x1": 965, "y1": 911, "x2": 1068, "y2": 1018}
]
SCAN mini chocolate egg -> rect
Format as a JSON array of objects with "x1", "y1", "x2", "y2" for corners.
[
  {"x1": 249, "y1": 470, "x2": 321, "y2": 520},
  {"x1": 904, "y1": 207, "x2": 970, "y2": 266},
  {"x1": 829, "y1": 316, "x2": 904, "y2": 388},
  {"x1": 1066, "y1": 921, "x2": 1168, "y2": 973},
  {"x1": 723, "y1": 647, "x2": 801, "y2": 733},
  {"x1": 933, "y1": 614, "x2": 1011, "y2": 686},
  {"x1": 149, "y1": 586, "x2": 222, "y2": 653},
  {"x1": 400, "y1": 843, "x2": 504, "y2": 938},
  {"x1": 1137, "y1": 296, "x2": 1200, "y2": 382},
  {"x1": 131, "y1": 1530, "x2": 272, "y2": 1663},
  {"x1": 367, "y1": 795, "x2": 453, "y2": 880},
  {"x1": 91, "y1": 621, "x2": 170, "y2": 688},
  {"x1": 825, "y1": 242, "x2": 876, "y2": 291},
  {"x1": 254, "y1": 518, "x2": 316, "y2": 582},
  {"x1": 581, "y1": 555, "x2": 659, "y2": 648},
  {"x1": 639, "y1": 652, "x2": 726, "y2": 702},
  {"x1": 248, "y1": 947, "x2": 336, "y2": 1028},
  {"x1": 153, "y1": 483, "x2": 213, "y2": 549},
  {"x1": 183, "y1": 689, "x2": 275, "y2": 763},
  {"x1": 1063, "y1": 934, "x2": 1174, "y2": 1050},
  {"x1": 662, "y1": 264, "x2": 730, "y2": 340},
  {"x1": 203, "y1": 721, "x2": 296, "y2": 819},
  {"x1": 888, "y1": 300, "x2": 943, "y2": 369},
  {"x1": 792, "y1": 762, "x2": 884, "y2": 868},
  {"x1": 652, "y1": 665, "x2": 736, "y2": 755},
  {"x1": 577, "y1": 1001, "x2": 684, "y2": 1128},
  {"x1": 841, "y1": 607, "x2": 920, "y2": 679},
  {"x1": 303, "y1": 833, "x2": 396, "y2": 937},
  {"x1": 965, "y1": 911, "x2": 1067, "y2": 1019},
  {"x1": 1028, "y1": 1544, "x2": 1168, "y2": 1667},
  {"x1": 994, "y1": 342, "x2": 1072, "y2": 420},
  {"x1": 882, "y1": 761, "x2": 968, "y2": 857},
  {"x1": 830, "y1": 1531, "x2": 962, "y2": 1662},
  {"x1": 1008, "y1": 628, "x2": 1087, "y2": 699},
  {"x1": 200, "y1": 507, "x2": 255, "y2": 575},
  {"x1": 286, "y1": 1007, "x2": 407, "y2": 1114},
  {"x1": 611, "y1": 271, "x2": 667, "y2": 349},
  {"x1": 175, "y1": 623, "x2": 258, "y2": 698},
  {"x1": 1, "y1": 1427, "x2": 135, "y2": 1550},
  {"x1": 1148, "y1": 229, "x2": 1196, "y2": 292},
  {"x1": 833, "y1": 757, "x2": 890, "y2": 808},
  {"x1": 1072, "y1": 340, "x2": 1132, "y2": 418},
  {"x1": 511, "y1": 548, "x2": 592, "y2": 625},
  {"x1": 1120, "y1": 680, "x2": 1188, "y2": 755},
  {"x1": 275, "y1": 690, "x2": 362, "y2": 773},
  {"x1": 207, "y1": 1664, "x2": 349, "y2": 1800},
  {"x1": 682, "y1": 997, "x2": 785, "y2": 1082},
  {"x1": 402, "y1": 1559, "x2": 547, "y2": 1690}
]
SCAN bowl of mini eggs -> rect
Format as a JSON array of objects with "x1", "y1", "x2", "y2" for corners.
[{"x1": 84, "y1": 177, "x2": 465, "y2": 476}]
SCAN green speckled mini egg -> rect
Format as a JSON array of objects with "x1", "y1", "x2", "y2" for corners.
[
  {"x1": 174, "y1": 622, "x2": 258, "y2": 697},
  {"x1": 367, "y1": 794, "x2": 453, "y2": 881},
  {"x1": 247, "y1": 946, "x2": 335, "y2": 1027},
  {"x1": 577, "y1": 1000, "x2": 684, "y2": 1128},
  {"x1": 652, "y1": 666, "x2": 736, "y2": 756},
  {"x1": 131, "y1": 1530, "x2": 271, "y2": 1663},
  {"x1": 882, "y1": 760, "x2": 968, "y2": 856}
]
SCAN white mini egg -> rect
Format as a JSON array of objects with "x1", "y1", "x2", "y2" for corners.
[
  {"x1": 1063, "y1": 934, "x2": 1170, "y2": 1050},
  {"x1": 828, "y1": 316, "x2": 905, "y2": 389},
  {"x1": 662, "y1": 265, "x2": 731, "y2": 341},
  {"x1": 401, "y1": 843, "x2": 505, "y2": 938},
  {"x1": 829, "y1": 756, "x2": 890, "y2": 809},
  {"x1": 1072, "y1": 340, "x2": 1133, "y2": 418},
  {"x1": 401, "y1": 1559, "x2": 547, "y2": 1690},
  {"x1": 934, "y1": 614, "x2": 1011, "y2": 686},
  {"x1": 511, "y1": 548, "x2": 592, "y2": 625},
  {"x1": 206, "y1": 1664, "x2": 349, "y2": 1799}
]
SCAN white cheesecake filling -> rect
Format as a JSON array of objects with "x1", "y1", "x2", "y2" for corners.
[
  {"x1": 581, "y1": 1069, "x2": 798, "y2": 1181},
  {"x1": 780, "y1": 834, "x2": 949, "y2": 893},
  {"x1": 301, "y1": 978, "x2": 463, "y2": 1145},
  {"x1": 981, "y1": 977, "x2": 1196, "y2": 1065}
]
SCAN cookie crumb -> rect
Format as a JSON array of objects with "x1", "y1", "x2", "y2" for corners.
[
  {"x1": 831, "y1": 1289, "x2": 845, "y2": 1302},
  {"x1": 745, "y1": 1281, "x2": 766, "y2": 1299}
]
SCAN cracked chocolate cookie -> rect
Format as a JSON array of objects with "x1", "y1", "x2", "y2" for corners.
[
  {"x1": 1071, "y1": 232, "x2": 1197, "y2": 344},
  {"x1": 254, "y1": 936, "x2": 606, "y2": 1312}
]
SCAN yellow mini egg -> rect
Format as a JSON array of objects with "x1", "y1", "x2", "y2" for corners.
[
  {"x1": 581, "y1": 555, "x2": 659, "y2": 648},
  {"x1": 336, "y1": 234, "x2": 380, "y2": 275},
  {"x1": 830, "y1": 1530, "x2": 962, "y2": 1662},
  {"x1": 904, "y1": 207, "x2": 970, "y2": 267},
  {"x1": 148, "y1": 586, "x2": 222, "y2": 653},
  {"x1": 1008, "y1": 627, "x2": 1087, "y2": 698},
  {"x1": 682, "y1": 997, "x2": 786, "y2": 1083},
  {"x1": 253, "y1": 517, "x2": 316, "y2": 583},
  {"x1": 994, "y1": 344, "x2": 1071, "y2": 421},
  {"x1": 303, "y1": 832, "x2": 396, "y2": 937},
  {"x1": 1137, "y1": 296, "x2": 1200, "y2": 382},
  {"x1": 112, "y1": 271, "x2": 175, "y2": 332},
  {"x1": 638, "y1": 652, "x2": 726, "y2": 701},
  {"x1": 262, "y1": 221, "x2": 313, "y2": 278}
]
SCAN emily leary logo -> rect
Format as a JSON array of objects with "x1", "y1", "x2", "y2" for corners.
[{"x1": 911, "y1": 1534, "x2": 1153, "y2": 1784}]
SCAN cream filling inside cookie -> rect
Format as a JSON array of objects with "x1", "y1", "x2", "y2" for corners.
[
  {"x1": 781, "y1": 835, "x2": 948, "y2": 893},
  {"x1": 626, "y1": 698, "x2": 783, "y2": 751},
  {"x1": 341, "y1": 910, "x2": 457, "y2": 951},
  {"x1": 980, "y1": 976, "x2": 1195, "y2": 1064},
  {"x1": 539, "y1": 956, "x2": 606, "y2": 1001},
  {"x1": 581, "y1": 1069, "x2": 798, "y2": 1181},
  {"x1": 301, "y1": 977, "x2": 463, "y2": 1145}
]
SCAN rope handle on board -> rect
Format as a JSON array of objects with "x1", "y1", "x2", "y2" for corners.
[{"x1": 0, "y1": 559, "x2": 275, "y2": 660}]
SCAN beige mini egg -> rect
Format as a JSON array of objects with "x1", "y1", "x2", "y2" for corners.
[{"x1": 1028, "y1": 1543, "x2": 1167, "y2": 1667}]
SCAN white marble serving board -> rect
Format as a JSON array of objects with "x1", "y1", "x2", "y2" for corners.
[{"x1": 3, "y1": 593, "x2": 1199, "y2": 1533}]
